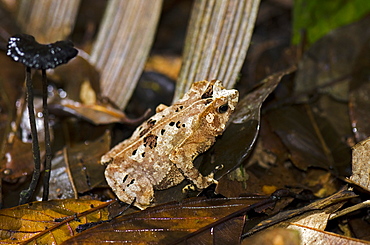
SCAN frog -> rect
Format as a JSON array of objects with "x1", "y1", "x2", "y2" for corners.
[{"x1": 101, "y1": 80, "x2": 239, "y2": 209}]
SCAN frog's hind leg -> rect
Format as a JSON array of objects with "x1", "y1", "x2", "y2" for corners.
[{"x1": 105, "y1": 164, "x2": 154, "y2": 209}]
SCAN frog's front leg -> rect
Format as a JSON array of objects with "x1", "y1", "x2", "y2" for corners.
[
  {"x1": 169, "y1": 136, "x2": 217, "y2": 189},
  {"x1": 105, "y1": 163, "x2": 154, "y2": 209}
]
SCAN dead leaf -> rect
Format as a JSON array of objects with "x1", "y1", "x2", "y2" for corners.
[
  {"x1": 0, "y1": 136, "x2": 38, "y2": 182},
  {"x1": 242, "y1": 228, "x2": 301, "y2": 245},
  {"x1": 288, "y1": 223, "x2": 370, "y2": 245},
  {"x1": 49, "y1": 55, "x2": 101, "y2": 103},
  {"x1": 50, "y1": 98, "x2": 147, "y2": 125},
  {"x1": 243, "y1": 187, "x2": 356, "y2": 237},
  {"x1": 0, "y1": 199, "x2": 111, "y2": 244},
  {"x1": 63, "y1": 196, "x2": 271, "y2": 244},
  {"x1": 266, "y1": 105, "x2": 351, "y2": 176},
  {"x1": 350, "y1": 138, "x2": 370, "y2": 191},
  {"x1": 36, "y1": 131, "x2": 110, "y2": 200},
  {"x1": 294, "y1": 16, "x2": 370, "y2": 102},
  {"x1": 349, "y1": 38, "x2": 370, "y2": 142}
]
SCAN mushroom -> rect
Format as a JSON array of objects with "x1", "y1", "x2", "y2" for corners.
[{"x1": 7, "y1": 34, "x2": 78, "y2": 204}]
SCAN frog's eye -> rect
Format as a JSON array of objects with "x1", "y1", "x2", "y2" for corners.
[{"x1": 217, "y1": 103, "x2": 229, "y2": 113}]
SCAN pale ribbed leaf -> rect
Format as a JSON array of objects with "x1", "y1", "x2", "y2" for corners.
[
  {"x1": 174, "y1": 0, "x2": 260, "y2": 101},
  {"x1": 16, "y1": 0, "x2": 81, "y2": 43},
  {"x1": 90, "y1": 0, "x2": 163, "y2": 109}
]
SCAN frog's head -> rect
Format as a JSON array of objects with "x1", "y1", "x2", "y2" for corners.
[{"x1": 199, "y1": 80, "x2": 239, "y2": 134}]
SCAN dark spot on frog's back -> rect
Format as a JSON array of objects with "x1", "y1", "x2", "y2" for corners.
[
  {"x1": 143, "y1": 134, "x2": 158, "y2": 149},
  {"x1": 201, "y1": 85, "x2": 213, "y2": 99},
  {"x1": 139, "y1": 119, "x2": 157, "y2": 137},
  {"x1": 204, "y1": 98, "x2": 213, "y2": 105},
  {"x1": 147, "y1": 119, "x2": 156, "y2": 126}
]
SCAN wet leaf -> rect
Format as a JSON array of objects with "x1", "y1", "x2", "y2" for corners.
[
  {"x1": 64, "y1": 131, "x2": 109, "y2": 193},
  {"x1": 0, "y1": 199, "x2": 111, "y2": 244},
  {"x1": 37, "y1": 131, "x2": 110, "y2": 200},
  {"x1": 63, "y1": 196, "x2": 270, "y2": 244},
  {"x1": 0, "y1": 136, "x2": 36, "y2": 182},
  {"x1": 0, "y1": 52, "x2": 27, "y2": 180}
]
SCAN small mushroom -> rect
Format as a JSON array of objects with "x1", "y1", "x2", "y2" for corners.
[{"x1": 7, "y1": 34, "x2": 78, "y2": 204}]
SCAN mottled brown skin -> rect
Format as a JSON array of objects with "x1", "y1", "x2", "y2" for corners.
[{"x1": 101, "y1": 80, "x2": 239, "y2": 209}]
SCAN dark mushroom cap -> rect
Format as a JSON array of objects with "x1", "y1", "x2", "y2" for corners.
[{"x1": 7, "y1": 34, "x2": 78, "y2": 70}]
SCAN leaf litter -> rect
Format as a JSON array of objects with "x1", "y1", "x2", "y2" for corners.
[{"x1": 1, "y1": 2, "x2": 370, "y2": 245}]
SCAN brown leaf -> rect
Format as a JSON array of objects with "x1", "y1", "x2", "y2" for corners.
[
  {"x1": 63, "y1": 197, "x2": 271, "y2": 244},
  {"x1": 266, "y1": 104, "x2": 351, "y2": 176},
  {"x1": 349, "y1": 38, "x2": 370, "y2": 142},
  {"x1": 288, "y1": 223, "x2": 370, "y2": 245},
  {"x1": 0, "y1": 136, "x2": 37, "y2": 182},
  {"x1": 243, "y1": 187, "x2": 356, "y2": 237},
  {"x1": 242, "y1": 228, "x2": 301, "y2": 245},
  {"x1": 294, "y1": 16, "x2": 370, "y2": 102},
  {"x1": 0, "y1": 199, "x2": 111, "y2": 244},
  {"x1": 36, "y1": 131, "x2": 110, "y2": 200},
  {"x1": 350, "y1": 138, "x2": 370, "y2": 191},
  {"x1": 50, "y1": 97, "x2": 148, "y2": 125}
]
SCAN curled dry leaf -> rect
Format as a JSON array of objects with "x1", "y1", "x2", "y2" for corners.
[
  {"x1": 47, "y1": 55, "x2": 147, "y2": 126},
  {"x1": 50, "y1": 98, "x2": 148, "y2": 125},
  {"x1": 350, "y1": 138, "x2": 370, "y2": 191},
  {"x1": 0, "y1": 199, "x2": 110, "y2": 244},
  {"x1": 287, "y1": 223, "x2": 370, "y2": 245}
]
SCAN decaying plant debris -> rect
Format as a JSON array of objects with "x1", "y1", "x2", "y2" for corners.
[{"x1": 0, "y1": 1, "x2": 370, "y2": 244}]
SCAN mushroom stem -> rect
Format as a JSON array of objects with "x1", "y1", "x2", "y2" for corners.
[
  {"x1": 19, "y1": 67, "x2": 41, "y2": 205},
  {"x1": 42, "y1": 69, "x2": 52, "y2": 201}
]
